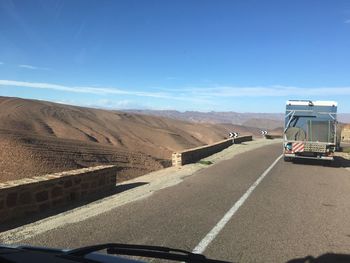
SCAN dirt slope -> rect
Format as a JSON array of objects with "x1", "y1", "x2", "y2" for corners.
[{"x1": 0, "y1": 96, "x2": 260, "y2": 183}]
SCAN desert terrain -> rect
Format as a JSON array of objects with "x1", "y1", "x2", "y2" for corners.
[{"x1": 0, "y1": 96, "x2": 274, "y2": 183}]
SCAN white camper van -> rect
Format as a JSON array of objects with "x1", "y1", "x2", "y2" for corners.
[{"x1": 283, "y1": 100, "x2": 339, "y2": 161}]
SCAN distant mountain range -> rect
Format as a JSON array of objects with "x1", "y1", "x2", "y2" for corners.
[
  {"x1": 124, "y1": 110, "x2": 350, "y2": 129},
  {"x1": 339, "y1": 114, "x2": 350, "y2": 123},
  {"x1": 124, "y1": 110, "x2": 284, "y2": 129}
]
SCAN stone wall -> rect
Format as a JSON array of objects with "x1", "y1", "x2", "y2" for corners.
[
  {"x1": 233, "y1": 135, "x2": 253, "y2": 144},
  {"x1": 172, "y1": 136, "x2": 253, "y2": 166},
  {"x1": 264, "y1": 134, "x2": 282, "y2": 139},
  {"x1": 0, "y1": 165, "x2": 117, "y2": 224}
]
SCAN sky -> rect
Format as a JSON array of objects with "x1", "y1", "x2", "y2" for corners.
[{"x1": 0, "y1": 0, "x2": 350, "y2": 113}]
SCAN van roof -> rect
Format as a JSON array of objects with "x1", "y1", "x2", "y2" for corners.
[{"x1": 286, "y1": 100, "x2": 337, "y2": 107}]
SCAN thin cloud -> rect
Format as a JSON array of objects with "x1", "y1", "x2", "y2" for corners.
[
  {"x1": 18, "y1": 64, "x2": 50, "y2": 70},
  {"x1": 90, "y1": 99, "x2": 146, "y2": 109},
  {"x1": 0, "y1": 79, "x2": 210, "y2": 104},
  {"x1": 345, "y1": 19, "x2": 350, "y2": 23},
  {"x1": 1, "y1": 79, "x2": 348, "y2": 102},
  {"x1": 0, "y1": 62, "x2": 3, "y2": 65},
  {"x1": 0, "y1": 79, "x2": 205, "y2": 103},
  {"x1": 53, "y1": 99, "x2": 145, "y2": 110},
  {"x1": 19, "y1": 64, "x2": 37, "y2": 69},
  {"x1": 0, "y1": 79, "x2": 166, "y2": 97},
  {"x1": 161, "y1": 85, "x2": 350, "y2": 97}
]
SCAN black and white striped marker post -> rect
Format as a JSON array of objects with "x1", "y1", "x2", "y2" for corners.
[
  {"x1": 261, "y1": 130, "x2": 268, "y2": 137},
  {"x1": 229, "y1": 132, "x2": 239, "y2": 139}
]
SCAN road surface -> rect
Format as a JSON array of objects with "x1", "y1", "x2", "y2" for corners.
[{"x1": 3, "y1": 142, "x2": 350, "y2": 262}]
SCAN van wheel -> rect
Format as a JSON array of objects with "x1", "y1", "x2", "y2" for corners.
[{"x1": 284, "y1": 157, "x2": 291, "y2": 162}]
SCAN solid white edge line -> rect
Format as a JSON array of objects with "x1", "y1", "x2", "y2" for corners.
[{"x1": 192, "y1": 154, "x2": 283, "y2": 254}]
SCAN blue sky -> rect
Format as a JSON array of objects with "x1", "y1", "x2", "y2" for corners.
[{"x1": 0, "y1": 0, "x2": 350, "y2": 113}]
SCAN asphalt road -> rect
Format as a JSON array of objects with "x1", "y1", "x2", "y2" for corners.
[{"x1": 11, "y1": 143, "x2": 350, "y2": 262}]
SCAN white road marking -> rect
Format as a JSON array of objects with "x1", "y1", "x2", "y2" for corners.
[{"x1": 192, "y1": 154, "x2": 283, "y2": 254}]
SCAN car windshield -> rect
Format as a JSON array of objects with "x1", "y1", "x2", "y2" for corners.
[{"x1": 0, "y1": 1, "x2": 350, "y2": 263}]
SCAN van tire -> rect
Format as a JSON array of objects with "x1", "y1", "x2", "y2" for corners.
[{"x1": 284, "y1": 157, "x2": 291, "y2": 162}]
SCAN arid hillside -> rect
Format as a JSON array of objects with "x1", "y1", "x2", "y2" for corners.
[{"x1": 0, "y1": 96, "x2": 263, "y2": 183}]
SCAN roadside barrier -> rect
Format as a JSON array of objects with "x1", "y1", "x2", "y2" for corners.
[
  {"x1": 172, "y1": 136, "x2": 253, "y2": 166},
  {"x1": 264, "y1": 134, "x2": 282, "y2": 139},
  {"x1": 0, "y1": 165, "x2": 117, "y2": 224}
]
